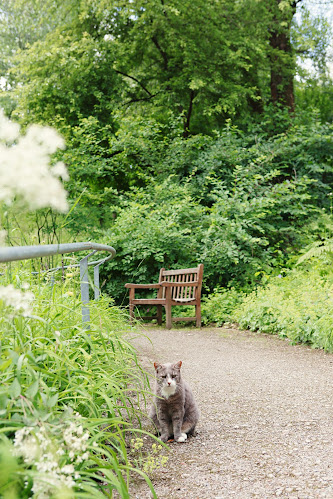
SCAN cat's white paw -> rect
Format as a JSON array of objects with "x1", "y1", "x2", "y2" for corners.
[{"x1": 176, "y1": 433, "x2": 188, "y2": 443}]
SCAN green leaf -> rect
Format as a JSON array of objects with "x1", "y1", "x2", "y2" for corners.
[
  {"x1": 0, "y1": 358, "x2": 12, "y2": 371},
  {"x1": 26, "y1": 380, "x2": 39, "y2": 398},
  {"x1": 47, "y1": 393, "x2": 59, "y2": 408},
  {"x1": 9, "y1": 379, "x2": 21, "y2": 398}
]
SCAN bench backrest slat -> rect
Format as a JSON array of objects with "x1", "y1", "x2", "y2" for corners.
[{"x1": 159, "y1": 264, "x2": 203, "y2": 301}]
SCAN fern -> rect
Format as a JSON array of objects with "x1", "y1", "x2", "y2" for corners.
[{"x1": 297, "y1": 239, "x2": 333, "y2": 265}]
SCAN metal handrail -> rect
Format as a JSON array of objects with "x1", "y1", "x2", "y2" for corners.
[{"x1": 0, "y1": 242, "x2": 116, "y2": 326}]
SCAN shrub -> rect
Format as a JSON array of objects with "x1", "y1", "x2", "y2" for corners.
[{"x1": 202, "y1": 287, "x2": 245, "y2": 326}]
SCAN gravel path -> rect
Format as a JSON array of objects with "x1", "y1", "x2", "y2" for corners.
[{"x1": 129, "y1": 325, "x2": 333, "y2": 499}]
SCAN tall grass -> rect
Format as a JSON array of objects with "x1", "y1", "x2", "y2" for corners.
[{"x1": 0, "y1": 263, "x2": 158, "y2": 498}]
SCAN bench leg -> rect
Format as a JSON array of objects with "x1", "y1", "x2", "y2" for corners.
[
  {"x1": 165, "y1": 305, "x2": 172, "y2": 329},
  {"x1": 196, "y1": 302, "x2": 201, "y2": 328},
  {"x1": 157, "y1": 305, "x2": 162, "y2": 325},
  {"x1": 165, "y1": 288, "x2": 172, "y2": 329}
]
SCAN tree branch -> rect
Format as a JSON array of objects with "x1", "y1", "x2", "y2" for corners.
[
  {"x1": 152, "y1": 35, "x2": 168, "y2": 71},
  {"x1": 122, "y1": 93, "x2": 159, "y2": 107},
  {"x1": 114, "y1": 70, "x2": 153, "y2": 97}
]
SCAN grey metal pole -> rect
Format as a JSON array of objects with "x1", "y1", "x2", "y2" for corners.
[
  {"x1": 80, "y1": 255, "x2": 90, "y2": 326},
  {"x1": 0, "y1": 242, "x2": 116, "y2": 263}
]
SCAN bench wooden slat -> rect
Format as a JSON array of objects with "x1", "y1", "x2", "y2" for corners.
[
  {"x1": 160, "y1": 281, "x2": 199, "y2": 287},
  {"x1": 125, "y1": 283, "x2": 161, "y2": 289},
  {"x1": 162, "y1": 267, "x2": 200, "y2": 276},
  {"x1": 131, "y1": 298, "x2": 166, "y2": 305}
]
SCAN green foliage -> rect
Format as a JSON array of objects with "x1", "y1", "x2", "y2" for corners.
[
  {"x1": 202, "y1": 287, "x2": 245, "y2": 326},
  {"x1": 10, "y1": 29, "x2": 121, "y2": 127},
  {"x1": 93, "y1": 0, "x2": 269, "y2": 133},
  {"x1": 201, "y1": 168, "x2": 315, "y2": 288},
  {"x1": 234, "y1": 265, "x2": 333, "y2": 352},
  {"x1": 0, "y1": 264, "x2": 157, "y2": 497}
]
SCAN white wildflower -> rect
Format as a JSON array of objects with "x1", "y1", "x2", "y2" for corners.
[
  {"x1": 0, "y1": 284, "x2": 34, "y2": 316},
  {"x1": 13, "y1": 428, "x2": 39, "y2": 464},
  {"x1": 13, "y1": 427, "x2": 31, "y2": 449},
  {"x1": 61, "y1": 464, "x2": 75, "y2": 474},
  {"x1": 12, "y1": 422, "x2": 83, "y2": 498},
  {"x1": 0, "y1": 110, "x2": 69, "y2": 212},
  {"x1": 52, "y1": 161, "x2": 69, "y2": 181},
  {"x1": 36, "y1": 456, "x2": 58, "y2": 473},
  {"x1": 76, "y1": 425, "x2": 83, "y2": 436},
  {"x1": 75, "y1": 454, "x2": 84, "y2": 464}
]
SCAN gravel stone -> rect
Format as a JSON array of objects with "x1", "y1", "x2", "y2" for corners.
[{"x1": 129, "y1": 325, "x2": 333, "y2": 499}]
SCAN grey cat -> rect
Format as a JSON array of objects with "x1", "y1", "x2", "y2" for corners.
[{"x1": 149, "y1": 361, "x2": 199, "y2": 443}]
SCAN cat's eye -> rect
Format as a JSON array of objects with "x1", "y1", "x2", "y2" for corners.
[
  {"x1": 171, "y1": 374, "x2": 176, "y2": 378},
  {"x1": 161, "y1": 375, "x2": 167, "y2": 378}
]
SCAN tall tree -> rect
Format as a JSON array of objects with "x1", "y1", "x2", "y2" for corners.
[{"x1": 91, "y1": 0, "x2": 268, "y2": 135}]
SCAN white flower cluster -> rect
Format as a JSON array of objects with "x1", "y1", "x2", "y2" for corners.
[
  {"x1": 0, "y1": 110, "x2": 69, "y2": 212},
  {"x1": 0, "y1": 284, "x2": 34, "y2": 316},
  {"x1": 63, "y1": 422, "x2": 90, "y2": 463},
  {"x1": 13, "y1": 416, "x2": 91, "y2": 498}
]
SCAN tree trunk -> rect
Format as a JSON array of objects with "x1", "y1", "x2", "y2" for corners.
[{"x1": 269, "y1": 0, "x2": 299, "y2": 113}]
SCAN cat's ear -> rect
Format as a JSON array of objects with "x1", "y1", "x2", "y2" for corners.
[
  {"x1": 154, "y1": 362, "x2": 161, "y2": 371},
  {"x1": 174, "y1": 361, "x2": 182, "y2": 370}
]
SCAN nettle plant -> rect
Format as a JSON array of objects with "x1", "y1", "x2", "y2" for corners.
[{"x1": 0, "y1": 112, "x2": 159, "y2": 498}]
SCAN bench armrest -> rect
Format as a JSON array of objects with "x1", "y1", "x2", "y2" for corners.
[
  {"x1": 125, "y1": 283, "x2": 161, "y2": 289},
  {"x1": 160, "y1": 280, "x2": 200, "y2": 287}
]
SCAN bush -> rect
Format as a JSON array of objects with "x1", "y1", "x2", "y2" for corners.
[{"x1": 202, "y1": 287, "x2": 245, "y2": 326}]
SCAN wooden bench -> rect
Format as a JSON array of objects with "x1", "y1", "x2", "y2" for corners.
[{"x1": 125, "y1": 264, "x2": 204, "y2": 329}]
